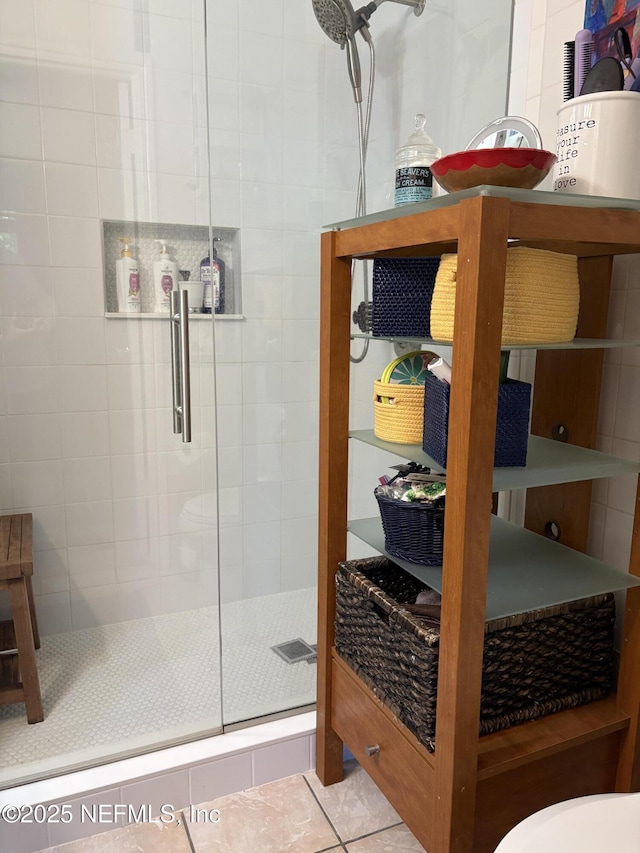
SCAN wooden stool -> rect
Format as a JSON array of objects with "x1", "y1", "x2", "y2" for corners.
[{"x1": 0, "y1": 514, "x2": 43, "y2": 723}]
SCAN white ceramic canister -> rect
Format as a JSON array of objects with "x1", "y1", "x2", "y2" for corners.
[{"x1": 553, "y1": 91, "x2": 640, "y2": 199}]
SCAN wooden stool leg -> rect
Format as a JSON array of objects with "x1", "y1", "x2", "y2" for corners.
[
  {"x1": 8, "y1": 578, "x2": 43, "y2": 724},
  {"x1": 25, "y1": 575, "x2": 40, "y2": 649}
]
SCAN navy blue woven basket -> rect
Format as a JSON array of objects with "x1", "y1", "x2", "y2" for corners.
[
  {"x1": 376, "y1": 491, "x2": 445, "y2": 566},
  {"x1": 422, "y1": 374, "x2": 531, "y2": 468},
  {"x1": 371, "y1": 257, "x2": 440, "y2": 337}
]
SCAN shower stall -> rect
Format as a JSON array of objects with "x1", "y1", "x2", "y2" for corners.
[{"x1": 0, "y1": 0, "x2": 512, "y2": 794}]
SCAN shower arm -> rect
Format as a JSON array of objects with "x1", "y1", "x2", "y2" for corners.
[{"x1": 356, "y1": 0, "x2": 425, "y2": 22}]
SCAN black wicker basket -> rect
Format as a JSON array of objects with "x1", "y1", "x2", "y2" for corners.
[
  {"x1": 422, "y1": 373, "x2": 531, "y2": 468},
  {"x1": 335, "y1": 557, "x2": 615, "y2": 753},
  {"x1": 375, "y1": 491, "x2": 444, "y2": 566},
  {"x1": 371, "y1": 257, "x2": 440, "y2": 337}
]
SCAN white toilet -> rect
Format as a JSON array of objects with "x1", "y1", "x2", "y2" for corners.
[{"x1": 494, "y1": 792, "x2": 640, "y2": 852}]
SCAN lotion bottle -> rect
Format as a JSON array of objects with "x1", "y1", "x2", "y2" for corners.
[
  {"x1": 201, "y1": 237, "x2": 226, "y2": 314},
  {"x1": 115, "y1": 237, "x2": 141, "y2": 313},
  {"x1": 153, "y1": 239, "x2": 179, "y2": 312},
  {"x1": 394, "y1": 113, "x2": 441, "y2": 206}
]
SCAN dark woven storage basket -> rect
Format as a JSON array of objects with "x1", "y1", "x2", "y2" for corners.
[
  {"x1": 422, "y1": 373, "x2": 531, "y2": 468},
  {"x1": 375, "y1": 491, "x2": 444, "y2": 566},
  {"x1": 372, "y1": 257, "x2": 440, "y2": 337},
  {"x1": 335, "y1": 557, "x2": 615, "y2": 753}
]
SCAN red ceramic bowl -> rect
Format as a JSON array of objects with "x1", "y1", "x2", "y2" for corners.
[{"x1": 431, "y1": 148, "x2": 557, "y2": 193}]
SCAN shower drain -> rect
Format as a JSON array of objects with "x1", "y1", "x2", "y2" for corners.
[{"x1": 271, "y1": 639, "x2": 317, "y2": 665}]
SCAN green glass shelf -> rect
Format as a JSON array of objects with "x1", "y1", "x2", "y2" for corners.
[
  {"x1": 326, "y1": 185, "x2": 640, "y2": 232},
  {"x1": 350, "y1": 430, "x2": 640, "y2": 491},
  {"x1": 350, "y1": 333, "x2": 640, "y2": 352},
  {"x1": 348, "y1": 515, "x2": 640, "y2": 621}
]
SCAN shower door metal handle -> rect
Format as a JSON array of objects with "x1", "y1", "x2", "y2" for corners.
[
  {"x1": 170, "y1": 289, "x2": 192, "y2": 443},
  {"x1": 170, "y1": 291, "x2": 182, "y2": 435},
  {"x1": 178, "y1": 288, "x2": 192, "y2": 443}
]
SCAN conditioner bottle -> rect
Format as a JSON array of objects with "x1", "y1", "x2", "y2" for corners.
[
  {"x1": 115, "y1": 237, "x2": 140, "y2": 313},
  {"x1": 153, "y1": 240, "x2": 179, "y2": 312}
]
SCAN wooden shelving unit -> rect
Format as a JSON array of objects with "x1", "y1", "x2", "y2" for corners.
[{"x1": 316, "y1": 189, "x2": 640, "y2": 853}]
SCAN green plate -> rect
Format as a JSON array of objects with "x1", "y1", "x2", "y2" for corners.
[{"x1": 386, "y1": 350, "x2": 437, "y2": 385}]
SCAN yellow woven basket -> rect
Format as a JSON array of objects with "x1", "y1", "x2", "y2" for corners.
[
  {"x1": 373, "y1": 380, "x2": 425, "y2": 444},
  {"x1": 430, "y1": 247, "x2": 580, "y2": 345}
]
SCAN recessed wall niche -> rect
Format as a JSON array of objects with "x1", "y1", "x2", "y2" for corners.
[{"x1": 101, "y1": 220, "x2": 241, "y2": 317}]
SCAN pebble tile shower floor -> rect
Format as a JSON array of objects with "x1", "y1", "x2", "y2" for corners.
[
  {"x1": 35, "y1": 763, "x2": 427, "y2": 852},
  {"x1": 0, "y1": 589, "x2": 316, "y2": 787}
]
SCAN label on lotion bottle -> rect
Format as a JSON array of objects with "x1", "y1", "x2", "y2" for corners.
[
  {"x1": 202, "y1": 262, "x2": 221, "y2": 312},
  {"x1": 161, "y1": 274, "x2": 173, "y2": 296},
  {"x1": 201, "y1": 237, "x2": 225, "y2": 314},
  {"x1": 395, "y1": 166, "x2": 434, "y2": 205},
  {"x1": 128, "y1": 271, "x2": 140, "y2": 302},
  {"x1": 202, "y1": 263, "x2": 212, "y2": 311}
]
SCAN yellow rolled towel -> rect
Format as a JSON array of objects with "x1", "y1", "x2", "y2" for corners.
[{"x1": 430, "y1": 247, "x2": 580, "y2": 345}]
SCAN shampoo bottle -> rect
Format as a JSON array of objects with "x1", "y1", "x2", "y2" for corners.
[
  {"x1": 153, "y1": 240, "x2": 179, "y2": 312},
  {"x1": 394, "y1": 113, "x2": 441, "y2": 206},
  {"x1": 201, "y1": 237, "x2": 226, "y2": 314},
  {"x1": 115, "y1": 237, "x2": 140, "y2": 313}
]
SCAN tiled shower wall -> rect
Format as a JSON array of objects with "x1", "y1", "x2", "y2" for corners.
[
  {"x1": 0, "y1": 0, "x2": 353, "y2": 635},
  {"x1": 508, "y1": 0, "x2": 640, "y2": 583}
]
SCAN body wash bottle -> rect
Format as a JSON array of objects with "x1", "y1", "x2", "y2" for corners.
[
  {"x1": 153, "y1": 240, "x2": 179, "y2": 312},
  {"x1": 201, "y1": 237, "x2": 226, "y2": 314},
  {"x1": 115, "y1": 237, "x2": 140, "y2": 313}
]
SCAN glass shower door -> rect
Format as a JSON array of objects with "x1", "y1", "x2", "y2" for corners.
[{"x1": 206, "y1": 0, "x2": 320, "y2": 728}]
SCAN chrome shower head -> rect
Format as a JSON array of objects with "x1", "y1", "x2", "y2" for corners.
[
  {"x1": 312, "y1": 0, "x2": 363, "y2": 102},
  {"x1": 311, "y1": 0, "x2": 356, "y2": 46}
]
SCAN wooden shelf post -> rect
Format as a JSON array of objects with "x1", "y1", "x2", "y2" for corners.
[
  {"x1": 432, "y1": 196, "x2": 510, "y2": 852},
  {"x1": 316, "y1": 230, "x2": 353, "y2": 785}
]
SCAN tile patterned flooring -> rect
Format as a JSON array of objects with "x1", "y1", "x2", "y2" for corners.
[
  {"x1": 1, "y1": 589, "x2": 317, "y2": 788},
  {"x1": 36, "y1": 761, "x2": 426, "y2": 852}
]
